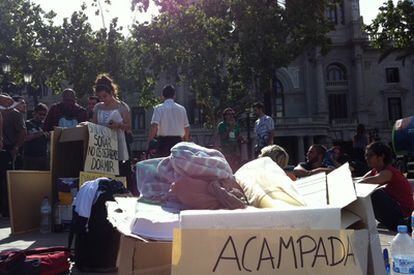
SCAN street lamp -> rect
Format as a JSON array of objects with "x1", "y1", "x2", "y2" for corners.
[
  {"x1": 23, "y1": 65, "x2": 37, "y2": 107},
  {"x1": 1, "y1": 55, "x2": 11, "y2": 94},
  {"x1": 1, "y1": 55, "x2": 11, "y2": 74},
  {"x1": 23, "y1": 66, "x2": 33, "y2": 84}
]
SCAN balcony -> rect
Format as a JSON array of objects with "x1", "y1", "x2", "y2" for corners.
[
  {"x1": 276, "y1": 117, "x2": 328, "y2": 127},
  {"x1": 326, "y1": 80, "x2": 348, "y2": 88}
]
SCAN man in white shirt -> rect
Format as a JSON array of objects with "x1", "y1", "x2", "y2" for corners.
[{"x1": 148, "y1": 85, "x2": 190, "y2": 157}]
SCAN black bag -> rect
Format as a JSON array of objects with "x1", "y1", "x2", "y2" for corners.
[
  {"x1": 69, "y1": 179, "x2": 129, "y2": 272},
  {"x1": 0, "y1": 250, "x2": 26, "y2": 275}
]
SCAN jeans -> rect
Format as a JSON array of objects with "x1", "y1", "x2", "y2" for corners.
[{"x1": 371, "y1": 188, "x2": 409, "y2": 231}]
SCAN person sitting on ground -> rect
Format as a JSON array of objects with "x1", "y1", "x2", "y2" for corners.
[
  {"x1": 293, "y1": 144, "x2": 333, "y2": 177},
  {"x1": 258, "y1": 144, "x2": 296, "y2": 180},
  {"x1": 358, "y1": 142, "x2": 414, "y2": 232}
]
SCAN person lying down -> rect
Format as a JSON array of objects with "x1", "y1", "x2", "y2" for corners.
[{"x1": 235, "y1": 155, "x2": 306, "y2": 209}]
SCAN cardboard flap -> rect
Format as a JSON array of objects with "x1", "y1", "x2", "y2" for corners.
[
  {"x1": 354, "y1": 183, "x2": 379, "y2": 198},
  {"x1": 294, "y1": 173, "x2": 328, "y2": 207},
  {"x1": 341, "y1": 209, "x2": 362, "y2": 229},
  {"x1": 180, "y1": 206, "x2": 342, "y2": 230},
  {"x1": 327, "y1": 163, "x2": 357, "y2": 208},
  {"x1": 58, "y1": 125, "x2": 88, "y2": 142}
]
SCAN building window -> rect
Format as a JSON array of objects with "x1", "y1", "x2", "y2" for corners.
[
  {"x1": 132, "y1": 107, "x2": 146, "y2": 130},
  {"x1": 388, "y1": 97, "x2": 402, "y2": 121},
  {"x1": 386, "y1": 68, "x2": 400, "y2": 83},
  {"x1": 326, "y1": 0, "x2": 344, "y2": 25},
  {"x1": 273, "y1": 79, "x2": 284, "y2": 118},
  {"x1": 326, "y1": 5, "x2": 338, "y2": 24},
  {"x1": 326, "y1": 64, "x2": 347, "y2": 81},
  {"x1": 329, "y1": 93, "x2": 348, "y2": 120}
]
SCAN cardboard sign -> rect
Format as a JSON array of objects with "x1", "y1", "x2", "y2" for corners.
[
  {"x1": 79, "y1": 171, "x2": 126, "y2": 187},
  {"x1": 84, "y1": 123, "x2": 119, "y2": 175},
  {"x1": 172, "y1": 229, "x2": 368, "y2": 275}
]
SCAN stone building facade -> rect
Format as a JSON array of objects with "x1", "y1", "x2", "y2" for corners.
[
  {"x1": 36, "y1": 0, "x2": 414, "y2": 164},
  {"x1": 127, "y1": 0, "x2": 413, "y2": 163}
]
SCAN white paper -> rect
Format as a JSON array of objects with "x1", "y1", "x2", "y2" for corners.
[{"x1": 294, "y1": 173, "x2": 328, "y2": 207}]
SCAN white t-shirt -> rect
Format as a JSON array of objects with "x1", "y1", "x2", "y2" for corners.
[{"x1": 151, "y1": 99, "x2": 189, "y2": 137}]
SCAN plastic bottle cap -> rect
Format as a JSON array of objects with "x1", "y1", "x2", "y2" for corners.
[{"x1": 397, "y1": 225, "x2": 408, "y2": 233}]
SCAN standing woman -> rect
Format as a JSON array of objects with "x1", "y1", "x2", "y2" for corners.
[
  {"x1": 92, "y1": 74, "x2": 132, "y2": 179},
  {"x1": 359, "y1": 142, "x2": 414, "y2": 231},
  {"x1": 353, "y1": 124, "x2": 369, "y2": 162},
  {"x1": 216, "y1": 107, "x2": 244, "y2": 171}
]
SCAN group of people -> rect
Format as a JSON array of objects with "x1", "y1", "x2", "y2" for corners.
[
  {"x1": 1, "y1": 76, "x2": 413, "y2": 232},
  {"x1": 0, "y1": 73, "x2": 136, "y2": 216},
  {"x1": 214, "y1": 105, "x2": 413, "y2": 232}
]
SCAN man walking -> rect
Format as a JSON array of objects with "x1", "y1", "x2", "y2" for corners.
[
  {"x1": 148, "y1": 85, "x2": 190, "y2": 157},
  {"x1": 253, "y1": 102, "x2": 275, "y2": 156}
]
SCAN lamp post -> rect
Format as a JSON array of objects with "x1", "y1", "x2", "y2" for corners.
[
  {"x1": 1, "y1": 55, "x2": 11, "y2": 94},
  {"x1": 244, "y1": 107, "x2": 255, "y2": 160},
  {"x1": 23, "y1": 65, "x2": 36, "y2": 106}
]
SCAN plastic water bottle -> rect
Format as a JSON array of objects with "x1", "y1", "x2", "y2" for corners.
[
  {"x1": 411, "y1": 210, "x2": 414, "y2": 238},
  {"x1": 40, "y1": 196, "x2": 52, "y2": 234},
  {"x1": 391, "y1": 225, "x2": 414, "y2": 274}
]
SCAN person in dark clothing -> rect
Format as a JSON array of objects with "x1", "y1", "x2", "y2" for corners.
[
  {"x1": 87, "y1": 95, "x2": 99, "y2": 121},
  {"x1": 23, "y1": 103, "x2": 49, "y2": 170},
  {"x1": 293, "y1": 144, "x2": 333, "y2": 178},
  {"x1": 43, "y1": 88, "x2": 88, "y2": 131}
]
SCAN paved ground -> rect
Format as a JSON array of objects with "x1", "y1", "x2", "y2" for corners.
[
  {"x1": 0, "y1": 217, "x2": 116, "y2": 274},
  {"x1": 0, "y1": 215, "x2": 396, "y2": 274}
]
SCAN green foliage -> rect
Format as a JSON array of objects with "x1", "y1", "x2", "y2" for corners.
[
  {"x1": 0, "y1": 0, "x2": 127, "y2": 100},
  {"x1": 130, "y1": 0, "x2": 332, "y2": 124},
  {"x1": 365, "y1": 0, "x2": 414, "y2": 64}
]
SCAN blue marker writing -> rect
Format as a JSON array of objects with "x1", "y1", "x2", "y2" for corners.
[{"x1": 383, "y1": 248, "x2": 390, "y2": 275}]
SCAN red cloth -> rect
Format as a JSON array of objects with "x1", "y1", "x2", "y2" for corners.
[{"x1": 370, "y1": 165, "x2": 414, "y2": 216}]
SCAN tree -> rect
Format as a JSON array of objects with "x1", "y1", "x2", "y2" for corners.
[
  {"x1": 365, "y1": 0, "x2": 414, "y2": 64},
  {"x1": 130, "y1": 0, "x2": 332, "y2": 126},
  {"x1": 0, "y1": 0, "x2": 128, "y2": 99}
]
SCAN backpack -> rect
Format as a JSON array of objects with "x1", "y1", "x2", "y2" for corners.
[
  {"x1": 69, "y1": 179, "x2": 129, "y2": 272},
  {"x1": 0, "y1": 247, "x2": 71, "y2": 275}
]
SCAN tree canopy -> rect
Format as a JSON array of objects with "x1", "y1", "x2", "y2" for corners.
[
  {"x1": 130, "y1": 0, "x2": 333, "y2": 126},
  {"x1": 365, "y1": 0, "x2": 414, "y2": 64},
  {"x1": 1, "y1": 0, "x2": 333, "y2": 124},
  {"x1": 0, "y1": 0, "x2": 126, "y2": 99}
]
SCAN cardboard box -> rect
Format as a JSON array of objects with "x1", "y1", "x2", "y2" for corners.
[
  {"x1": 173, "y1": 188, "x2": 383, "y2": 275},
  {"x1": 7, "y1": 170, "x2": 52, "y2": 234},
  {"x1": 171, "y1": 161, "x2": 385, "y2": 275},
  {"x1": 106, "y1": 199, "x2": 173, "y2": 274},
  {"x1": 51, "y1": 124, "x2": 119, "y2": 187},
  {"x1": 108, "y1": 161, "x2": 384, "y2": 275},
  {"x1": 117, "y1": 235, "x2": 172, "y2": 275}
]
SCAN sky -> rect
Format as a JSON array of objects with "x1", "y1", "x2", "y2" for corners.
[{"x1": 31, "y1": 0, "x2": 395, "y2": 34}]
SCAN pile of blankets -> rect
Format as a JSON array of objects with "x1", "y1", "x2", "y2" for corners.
[{"x1": 136, "y1": 142, "x2": 247, "y2": 210}]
